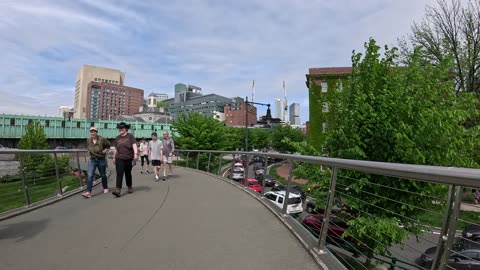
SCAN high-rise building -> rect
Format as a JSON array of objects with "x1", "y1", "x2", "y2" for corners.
[
  {"x1": 289, "y1": 103, "x2": 300, "y2": 126},
  {"x1": 147, "y1": 93, "x2": 169, "y2": 108},
  {"x1": 163, "y1": 83, "x2": 238, "y2": 119},
  {"x1": 274, "y1": 98, "x2": 288, "y2": 122},
  {"x1": 74, "y1": 65, "x2": 125, "y2": 118},
  {"x1": 86, "y1": 81, "x2": 144, "y2": 120}
]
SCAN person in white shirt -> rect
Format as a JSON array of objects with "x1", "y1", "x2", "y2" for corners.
[{"x1": 138, "y1": 139, "x2": 150, "y2": 174}]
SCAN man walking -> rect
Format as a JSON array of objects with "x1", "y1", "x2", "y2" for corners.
[
  {"x1": 161, "y1": 131, "x2": 175, "y2": 180},
  {"x1": 149, "y1": 132, "x2": 162, "y2": 181},
  {"x1": 83, "y1": 126, "x2": 110, "y2": 198}
]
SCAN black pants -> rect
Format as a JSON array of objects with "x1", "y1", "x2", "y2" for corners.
[
  {"x1": 116, "y1": 159, "x2": 133, "y2": 189},
  {"x1": 140, "y1": 155, "x2": 149, "y2": 166}
]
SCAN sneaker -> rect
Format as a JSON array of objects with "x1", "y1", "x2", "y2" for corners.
[
  {"x1": 82, "y1": 192, "x2": 92, "y2": 198},
  {"x1": 112, "y1": 189, "x2": 121, "y2": 197},
  {"x1": 141, "y1": 170, "x2": 144, "y2": 174},
  {"x1": 168, "y1": 174, "x2": 172, "y2": 179},
  {"x1": 127, "y1": 187, "x2": 134, "y2": 194},
  {"x1": 155, "y1": 175, "x2": 159, "y2": 181},
  {"x1": 146, "y1": 170, "x2": 150, "y2": 174},
  {"x1": 103, "y1": 189, "x2": 109, "y2": 194},
  {"x1": 163, "y1": 176, "x2": 166, "y2": 181}
]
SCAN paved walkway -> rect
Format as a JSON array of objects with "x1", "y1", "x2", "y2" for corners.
[
  {"x1": 0, "y1": 166, "x2": 319, "y2": 270},
  {"x1": 276, "y1": 163, "x2": 308, "y2": 185}
]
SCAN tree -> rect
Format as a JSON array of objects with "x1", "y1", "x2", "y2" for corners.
[
  {"x1": 270, "y1": 125, "x2": 306, "y2": 153},
  {"x1": 172, "y1": 112, "x2": 232, "y2": 151},
  {"x1": 18, "y1": 121, "x2": 54, "y2": 180},
  {"x1": 325, "y1": 39, "x2": 478, "y2": 265},
  {"x1": 249, "y1": 128, "x2": 271, "y2": 150},
  {"x1": 409, "y1": 0, "x2": 480, "y2": 94}
]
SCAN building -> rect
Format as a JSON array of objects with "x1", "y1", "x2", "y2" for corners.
[
  {"x1": 86, "y1": 81, "x2": 144, "y2": 120},
  {"x1": 134, "y1": 107, "x2": 172, "y2": 123},
  {"x1": 224, "y1": 100, "x2": 257, "y2": 127},
  {"x1": 74, "y1": 65, "x2": 125, "y2": 118},
  {"x1": 289, "y1": 103, "x2": 300, "y2": 126},
  {"x1": 147, "y1": 93, "x2": 169, "y2": 108},
  {"x1": 306, "y1": 67, "x2": 352, "y2": 150},
  {"x1": 163, "y1": 83, "x2": 239, "y2": 119},
  {"x1": 59, "y1": 106, "x2": 73, "y2": 117},
  {"x1": 274, "y1": 98, "x2": 288, "y2": 122}
]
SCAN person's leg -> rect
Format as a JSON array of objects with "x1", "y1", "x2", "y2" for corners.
[
  {"x1": 162, "y1": 157, "x2": 167, "y2": 180},
  {"x1": 84, "y1": 159, "x2": 96, "y2": 197},
  {"x1": 113, "y1": 159, "x2": 126, "y2": 197},
  {"x1": 145, "y1": 156, "x2": 150, "y2": 173},
  {"x1": 98, "y1": 159, "x2": 108, "y2": 191},
  {"x1": 168, "y1": 157, "x2": 173, "y2": 176},
  {"x1": 125, "y1": 159, "x2": 133, "y2": 192},
  {"x1": 140, "y1": 155, "x2": 145, "y2": 172}
]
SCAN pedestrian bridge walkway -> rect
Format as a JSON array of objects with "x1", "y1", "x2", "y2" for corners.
[{"x1": 0, "y1": 167, "x2": 321, "y2": 270}]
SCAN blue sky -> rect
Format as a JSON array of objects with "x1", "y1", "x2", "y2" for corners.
[{"x1": 0, "y1": 0, "x2": 437, "y2": 123}]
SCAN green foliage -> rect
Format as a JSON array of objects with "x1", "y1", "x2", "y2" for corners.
[
  {"x1": 271, "y1": 125, "x2": 306, "y2": 153},
  {"x1": 156, "y1": 101, "x2": 164, "y2": 108},
  {"x1": 326, "y1": 38, "x2": 479, "y2": 260},
  {"x1": 18, "y1": 121, "x2": 48, "y2": 150},
  {"x1": 249, "y1": 128, "x2": 271, "y2": 150},
  {"x1": 172, "y1": 112, "x2": 231, "y2": 151}
]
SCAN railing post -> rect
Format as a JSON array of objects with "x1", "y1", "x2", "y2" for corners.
[
  {"x1": 53, "y1": 153, "x2": 63, "y2": 196},
  {"x1": 196, "y1": 153, "x2": 200, "y2": 170},
  {"x1": 431, "y1": 185, "x2": 462, "y2": 270},
  {"x1": 19, "y1": 155, "x2": 31, "y2": 207},
  {"x1": 244, "y1": 154, "x2": 250, "y2": 188},
  {"x1": 316, "y1": 166, "x2": 338, "y2": 253},
  {"x1": 186, "y1": 152, "x2": 190, "y2": 168},
  {"x1": 281, "y1": 160, "x2": 295, "y2": 216},
  {"x1": 76, "y1": 152, "x2": 83, "y2": 188},
  {"x1": 217, "y1": 154, "x2": 222, "y2": 176},
  {"x1": 207, "y1": 153, "x2": 211, "y2": 173},
  {"x1": 261, "y1": 155, "x2": 268, "y2": 197}
]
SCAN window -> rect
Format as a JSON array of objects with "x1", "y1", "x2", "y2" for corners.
[
  {"x1": 45, "y1": 120, "x2": 50, "y2": 127},
  {"x1": 10, "y1": 118, "x2": 15, "y2": 126},
  {"x1": 265, "y1": 193, "x2": 277, "y2": 201},
  {"x1": 77, "y1": 122, "x2": 81, "y2": 128},
  {"x1": 321, "y1": 82, "x2": 328, "y2": 92},
  {"x1": 278, "y1": 197, "x2": 284, "y2": 204},
  {"x1": 322, "y1": 102, "x2": 329, "y2": 112},
  {"x1": 322, "y1": 122, "x2": 328, "y2": 133},
  {"x1": 104, "y1": 123, "x2": 108, "y2": 129}
]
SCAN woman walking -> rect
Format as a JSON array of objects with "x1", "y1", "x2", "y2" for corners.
[{"x1": 112, "y1": 122, "x2": 138, "y2": 197}]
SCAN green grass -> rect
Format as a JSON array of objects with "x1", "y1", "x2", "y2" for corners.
[
  {"x1": 417, "y1": 206, "x2": 480, "y2": 230},
  {"x1": 0, "y1": 175, "x2": 82, "y2": 213},
  {"x1": 268, "y1": 164, "x2": 288, "y2": 185}
]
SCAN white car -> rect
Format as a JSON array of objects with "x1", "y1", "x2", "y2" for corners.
[
  {"x1": 230, "y1": 169, "x2": 245, "y2": 181},
  {"x1": 233, "y1": 163, "x2": 244, "y2": 171},
  {"x1": 264, "y1": 190, "x2": 303, "y2": 214}
]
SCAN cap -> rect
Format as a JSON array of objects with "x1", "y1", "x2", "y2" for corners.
[{"x1": 90, "y1": 126, "x2": 98, "y2": 132}]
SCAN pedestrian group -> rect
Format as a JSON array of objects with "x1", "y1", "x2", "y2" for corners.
[{"x1": 83, "y1": 121, "x2": 175, "y2": 198}]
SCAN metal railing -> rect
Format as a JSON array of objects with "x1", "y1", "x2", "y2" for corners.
[
  {"x1": 173, "y1": 149, "x2": 480, "y2": 270},
  {"x1": 0, "y1": 149, "x2": 107, "y2": 218}
]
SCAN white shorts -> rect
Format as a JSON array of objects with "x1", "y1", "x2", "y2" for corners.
[{"x1": 163, "y1": 156, "x2": 173, "y2": 164}]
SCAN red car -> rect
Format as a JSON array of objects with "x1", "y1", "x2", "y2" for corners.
[
  {"x1": 301, "y1": 212, "x2": 352, "y2": 246},
  {"x1": 239, "y1": 178, "x2": 262, "y2": 193}
]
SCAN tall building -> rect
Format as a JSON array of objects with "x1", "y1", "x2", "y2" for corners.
[
  {"x1": 289, "y1": 103, "x2": 300, "y2": 126},
  {"x1": 306, "y1": 67, "x2": 352, "y2": 150},
  {"x1": 224, "y1": 98, "x2": 257, "y2": 127},
  {"x1": 86, "y1": 81, "x2": 144, "y2": 120},
  {"x1": 147, "y1": 93, "x2": 168, "y2": 108},
  {"x1": 59, "y1": 106, "x2": 73, "y2": 117},
  {"x1": 163, "y1": 83, "x2": 238, "y2": 119},
  {"x1": 74, "y1": 65, "x2": 125, "y2": 118},
  {"x1": 274, "y1": 98, "x2": 288, "y2": 122}
]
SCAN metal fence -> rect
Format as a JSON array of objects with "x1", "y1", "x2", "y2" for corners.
[
  {"x1": 0, "y1": 149, "x2": 104, "y2": 218},
  {"x1": 173, "y1": 149, "x2": 480, "y2": 270}
]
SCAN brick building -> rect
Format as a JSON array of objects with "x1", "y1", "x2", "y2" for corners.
[
  {"x1": 224, "y1": 102, "x2": 257, "y2": 127},
  {"x1": 86, "y1": 82, "x2": 144, "y2": 120}
]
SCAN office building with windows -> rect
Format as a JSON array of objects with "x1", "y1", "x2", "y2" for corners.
[
  {"x1": 86, "y1": 81, "x2": 144, "y2": 120},
  {"x1": 274, "y1": 98, "x2": 288, "y2": 122},
  {"x1": 306, "y1": 67, "x2": 352, "y2": 150},
  {"x1": 74, "y1": 65, "x2": 125, "y2": 118},
  {"x1": 289, "y1": 103, "x2": 300, "y2": 126}
]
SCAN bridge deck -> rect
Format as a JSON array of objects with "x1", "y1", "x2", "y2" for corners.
[{"x1": 0, "y1": 167, "x2": 319, "y2": 270}]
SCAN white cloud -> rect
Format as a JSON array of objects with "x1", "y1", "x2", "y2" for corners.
[{"x1": 0, "y1": 0, "x2": 438, "y2": 123}]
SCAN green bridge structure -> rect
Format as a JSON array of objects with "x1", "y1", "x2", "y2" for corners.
[{"x1": 0, "y1": 114, "x2": 174, "y2": 148}]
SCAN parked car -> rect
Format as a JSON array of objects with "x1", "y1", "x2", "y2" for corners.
[
  {"x1": 264, "y1": 190, "x2": 303, "y2": 214},
  {"x1": 462, "y1": 224, "x2": 480, "y2": 242},
  {"x1": 420, "y1": 238, "x2": 480, "y2": 269},
  {"x1": 263, "y1": 174, "x2": 276, "y2": 187},
  {"x1": 233, "y1": 162, "x2": 245, "y2": 171},
  {"x1": 239, "y1": 178, "x2": 262, "y2": 193},
  {"x1": 305, "y1": 197, "x2": 346, "y2": 214},
  {"x1": 271, "y1": 183, "x2": 306, "y2": 201}
]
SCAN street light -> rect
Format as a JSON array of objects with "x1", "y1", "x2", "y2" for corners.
[{"x1": 244, "y1": 96, "x2": 271, "y2": 152}]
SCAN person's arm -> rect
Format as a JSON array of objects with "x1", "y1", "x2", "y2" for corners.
[
  {"x1": 170, "y1": 139, "x2": 175, "y2": 156},
  {"x1": 113, "y1": 138, "x2": 117, "y2": 165},
  {"x1": 160, "y1": 141, "x2": 164, "y2": 161},
  {"x1": 132, "y1": 136, "x2": 138, "y2": 160},
  {"x1": 102, "y1": 138, "x2": 110, "y2": 155}
]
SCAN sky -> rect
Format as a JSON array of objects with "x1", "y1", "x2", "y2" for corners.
[{"x1": 0, "y1": 0, "x2": 438, "y2": 123}]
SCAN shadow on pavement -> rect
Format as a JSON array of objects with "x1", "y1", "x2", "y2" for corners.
[
  {"x1": 132, "y1": 185, "x2": 152, "y2": 192},
  {"x1": 0, "y1": 218, "x2": 49, "y2": 242}
]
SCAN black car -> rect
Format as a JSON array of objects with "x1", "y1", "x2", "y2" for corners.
[
  {"x1": 463, "y1": 224, "x2": 480, "y2": 242},
  {"x1": 271, "y1": 183, "x2": 306, "y2": 201},
  {"x1": 420, "y1": 238, "x2": 480, "y2": 269}
]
